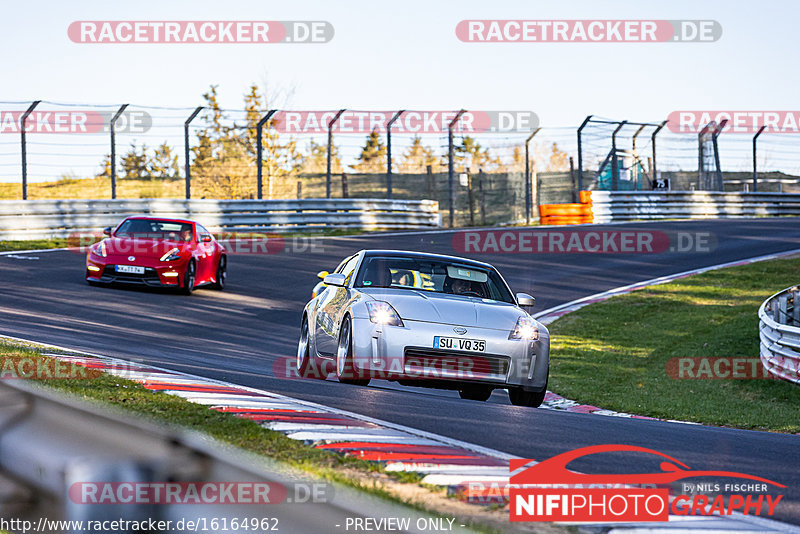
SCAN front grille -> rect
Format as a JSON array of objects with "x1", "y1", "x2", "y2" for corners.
[
  {"x1": 101, "y1": 265, "x2": 161, "y2": 285},
  {"x1": 404, "y1": 347, "x2": 510, "y2": 377}
]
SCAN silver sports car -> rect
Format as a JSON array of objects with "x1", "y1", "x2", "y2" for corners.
[{"x1": 297, "y1": 250, "x2": 550, "y2": 407}]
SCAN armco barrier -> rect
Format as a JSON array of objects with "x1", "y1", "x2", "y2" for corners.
[
  {"x1": 0, "y1": 380, "x2": 437, "y2": 527},
  {"x1": 588, "y1": 191, "x2": 800, "y2": 223},
  {"x1": 759, "y1": 285, "x2": 800, "y2": 385},
  {"x1": 0, "y1": 198, "x2": 441, "y2": 240}
]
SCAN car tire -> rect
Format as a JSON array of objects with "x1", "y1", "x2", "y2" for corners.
[
  {"x1": 336, "y1": 316, "x2": 370, "y2": 386},
  {"x1": 297, "y1": 317, "x2": 326, "y2": 379},
  {"x1": 212, "y1": 255, "x2": 227, "y2": 290},
  {"x1": 458, "y1": 387, "x2": 493, "y2": 402},
  {"x1": 508, "y1": 382, "x2": 547, "y2": 408},
  {"x1": 182, "y1": 260, "x2": 196, "y2": 295}
]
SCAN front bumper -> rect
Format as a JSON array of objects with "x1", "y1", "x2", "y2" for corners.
[
  {"x1": 86, "y1": 260, "x2": 183, "y2": 287},
  {"x1": 350, "y1": 317, "x2": 549, "y2": 391}
]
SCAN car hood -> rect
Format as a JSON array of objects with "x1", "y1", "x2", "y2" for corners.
[
  {"x1": 102, "y1": 237, "x2": 190, "y2": 259},
  {"x1": 361, "y1": 288, "x2": 527, "y2": 330}
]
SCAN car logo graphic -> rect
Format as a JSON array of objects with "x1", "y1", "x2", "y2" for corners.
[
  {"x1": 453, "y1": 327, "x2": 467, "y2": 335},
  {"x1": 128, "y1": 256, "x2": 135, "y2": 261},
  {"x1": 509, "y1": 444, "x2": 785, "y2": 487}
]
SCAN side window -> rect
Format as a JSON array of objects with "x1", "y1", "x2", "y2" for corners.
[
  {"x1": 335, "y1": 255, "x2": 356, "y2": 274},
  {"x1": 341, "y1": 256, "x2": 360, "y2": 285}
]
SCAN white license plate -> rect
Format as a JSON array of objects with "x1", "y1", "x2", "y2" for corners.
[
  {"x1": 115, "y1": 265, "x2": 145, "y2": 274},
  {"x1": 434, "y1": 336, "x2": 486, "y2": 352}
]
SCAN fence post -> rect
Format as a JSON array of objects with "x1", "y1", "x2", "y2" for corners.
[
  {"x1": 533, "y1": 160, "x2": 540, "y2": 212},
  {"x1": 478, "y1": 168, "x2": 486, "y2": 225},
  {"x1": 524, "y1": 127, "x2": 541, "y2": 225},
  {"x1": 752, "y1": 125, "x2": 766, "y2": 193},
  {"x1": 631, "y1": 124, "x2": 646, "y2": 190},
  {"x1": 569, "y1": 156, "x2": 576, "y2": 202},
  {"x1": 576, "y1": 115, "x2": 593, "y2": 192},
  {"x1": 466, "y1": 167, "x2": 475, "y2": 226},
  {"x1": 19, "y1": 100, "x2": 40, "y2": 201},
  {"x1": 256, "y1": 109, "x2": 278, "y2": 200},
  {"x1": 184, "y1": 106, "x2": 203, "y2": 200},
  {"x1": 448, "y1": 109, "x2": 466, "y2": 227},
  {"x1": 712, "y1": 119, "x2": 727, "y2": 191},
  {"x1": 651, "y1": 120, "x2": 667, "y2": 188},
  {"x1": 611, "y1": 120, "x2": 627, "y2": 191},
  {"x1": 341, "y1": 172, "x2": 348, "y2": 198},
  {"x1": 326, "y1": 109, "x2": 345, "y2": 199},
  {"x1": 297, "y1": 180, "x2": 302, "y2": 199},
  {"x1": 426, "y1": 165, "x2": 434, "y2": 200},
  {"x1": 109, "y1": 104, "x2": 129, "y2": 200},
  {"x1": 386, "y1": 110, "x2": 405, "y2": 199}
]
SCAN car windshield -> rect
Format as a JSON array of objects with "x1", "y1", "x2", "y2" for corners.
[
  {"x1": 354, "y1": 256, "x2": 515, "y2": 304},
  {"x1": 115, "y1": 219, "x2": 194, "y2": 242}
]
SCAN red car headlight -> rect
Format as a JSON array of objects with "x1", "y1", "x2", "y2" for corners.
[{"x1": 159, "y1": 247, "x2": 182, "y2": 262}]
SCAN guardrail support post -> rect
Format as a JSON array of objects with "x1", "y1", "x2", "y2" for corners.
[
  {"x1": 20, "y1": 100, "x2": 41, "y2": 200},
  {"x1": 611, "y1": 121, "x2": 627, "y2": 191},
  {"x1": 326, "y1": 110, "x2": 345, "y2": 199},
  {"x1": 576, "y1": 115, "x2": 592, "y2": 192},
  {"x1": 386, "y1": 110, "x2": 405, "y2": 199},
  {"x1": 752, "y1": 125, "x2": 766, "y2": 193},
  {"x1": 447, "y1": 110, "x2": 466, "y2": 227},
  {"x1": 524, "y1": 127, "x2": 541, "y2": 225},
  {"x1": 109, "y1": 104, "x2": 129, "y2": 200},
  {"x1": 651, "y1": 120, "x2": 667, "y2": 187},
  {"x1": 184, "y1": 106, "x2": 203, "y2": 200},
  {"x1": 256, "y1": 109, "x2": 278, "y2": 200}
]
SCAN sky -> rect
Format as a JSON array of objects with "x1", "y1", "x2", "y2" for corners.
[{"x1": 1, "y1": 0, "x2": 798, "y2": 181}]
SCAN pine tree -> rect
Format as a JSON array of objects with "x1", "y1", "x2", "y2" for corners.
[
  {"x1": 149, "y1": 142, "x2": 180, "y2": 178},
  {"x1": 300, "y1": 140, "x2": 341, "y2": 173},
  {"x1": 547, "y1": 142, "x2": 569, "y2": 171},
  {"x1": 351, "y1": 128, "x2": 387, "y2": 172},
  {"x1": 120, "y1": 143, "x2": 149, "y2": 179},
  {"x1": 399, "y1": 136, "x2": 437, "y2": 173}
]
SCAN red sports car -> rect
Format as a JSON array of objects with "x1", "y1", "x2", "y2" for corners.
[{"x1": 85, "y1": 216, "x2": 227, "y2": 295}]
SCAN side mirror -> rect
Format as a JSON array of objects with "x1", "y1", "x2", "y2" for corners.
[
  {"x1": 317, "y1": 270, "x2": 329, "y2": 280},
  {"x1": 323, "y1": 273, "x2": 347, "y2": 287},
  {"x1": 516, "y1": 292, "x2": 535, "y2": 308},
  {"x1": 103, "y1": 227, "x2": 112, "y2": 236},
  {"x1": 201, "y1": 234, "x2": 212, "y2": 243}
]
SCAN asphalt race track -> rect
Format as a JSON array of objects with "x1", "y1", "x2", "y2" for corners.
[{"x1": 2, "y1": 218, "x2": 800, "y2": 524}]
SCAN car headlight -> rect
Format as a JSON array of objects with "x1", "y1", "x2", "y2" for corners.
[
  {"x1": 93, "y1": 241, "x2": 107, "y2": 258},
  {"x1": 159, "y1": 247, "x2": 182, "y2": 262},
  {"x1": 366, "y1": 301, "x2": 404, "y2": 327},
  {"x1": 509, "y1": 316, "x2": 539, "y2": 340}
]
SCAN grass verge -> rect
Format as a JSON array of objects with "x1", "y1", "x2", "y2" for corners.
[
  {"x1": 548, "y1": 255, "x2": 800, "y2": 433},
  {"x1": 0, "y1": 239, "x2": 68, "y2": 252}
]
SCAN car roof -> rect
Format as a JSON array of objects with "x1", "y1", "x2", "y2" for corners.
[
  {"x1": 123, "y1": 216, "x2": 197, "y2": 225},
  {"x1": 359, "y1": 249, "x2": 497, "y2": 270}
]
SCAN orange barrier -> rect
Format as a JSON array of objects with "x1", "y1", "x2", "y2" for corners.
[{"x1": 539, "y1": 192, "x2": 593, "y2": 225}]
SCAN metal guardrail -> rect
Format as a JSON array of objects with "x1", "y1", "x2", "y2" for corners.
[
  {"x1": 0, "y1": 198, "x2": 441, "y2": 240},
  {"x1": 0, "y1": 380, "x2": 421, "y2": 531},
  {"x1": 758, "y1": 285, "x2": 800, "y2": 385},
  {"x1": 588, "y1": 191, "x2": 800, "y2": 223}
]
